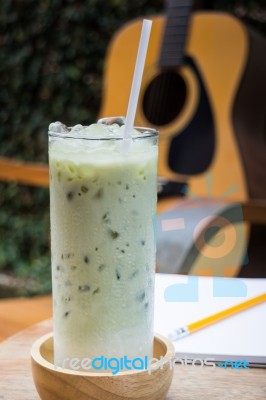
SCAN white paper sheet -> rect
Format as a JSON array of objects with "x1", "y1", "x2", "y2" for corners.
[{"x1": 154, "y1": 274, "x2": 266, "y2": 364}]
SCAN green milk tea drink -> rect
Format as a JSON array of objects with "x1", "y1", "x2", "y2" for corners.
[{"x1": 48, "y1": 119, "x2": 158, "y2": 369}]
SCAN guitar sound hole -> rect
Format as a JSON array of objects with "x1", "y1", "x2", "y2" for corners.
[{"x1": 143, "y1": 71, "x2": 187, "y2": 126}]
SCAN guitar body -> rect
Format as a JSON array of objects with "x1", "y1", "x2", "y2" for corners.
[
  {"x1": 99, "y1": 12, "x2": 250, "y2": 202},
  {"x1": 100, "y1": 10, "x2": 266, "y2": 277}
]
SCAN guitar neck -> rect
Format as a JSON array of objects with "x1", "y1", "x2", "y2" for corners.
[{"x1": 159, "y1": 0, "x2": 194, "y2": 68}]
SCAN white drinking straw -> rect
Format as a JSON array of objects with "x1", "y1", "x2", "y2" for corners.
[{"x1": 123, "y1": 19, "x2": 152, "y2": 149}]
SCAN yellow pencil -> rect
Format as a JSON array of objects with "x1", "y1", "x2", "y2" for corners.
[{"x1": 168, "y1": 293, "x2": 266, "y2": 341}]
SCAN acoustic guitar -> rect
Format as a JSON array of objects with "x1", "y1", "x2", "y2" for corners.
[
  {"x1": 99, "y1": 0, "x2": 266, "y2": 204},
  {"x1": 99, "y1": 0, "x2": 266, "y2": 277}
]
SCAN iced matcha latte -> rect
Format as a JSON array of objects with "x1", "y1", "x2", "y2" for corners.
[{"x1": 48, "y1": 119, "x2": 158, "y2": 369}]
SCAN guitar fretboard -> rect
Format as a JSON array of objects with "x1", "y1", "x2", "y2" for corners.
[{"x1": 159, "y1": 0, "x2": 194, "y2": 68}]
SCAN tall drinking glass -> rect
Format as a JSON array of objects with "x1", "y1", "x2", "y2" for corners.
[{"x1": 48, "y1": 120, "x2": 158, "y2": 369}]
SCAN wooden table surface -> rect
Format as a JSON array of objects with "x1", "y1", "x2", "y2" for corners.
[{"x1": 0, "y1": 319, "x2": 266, "y2": 400}]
